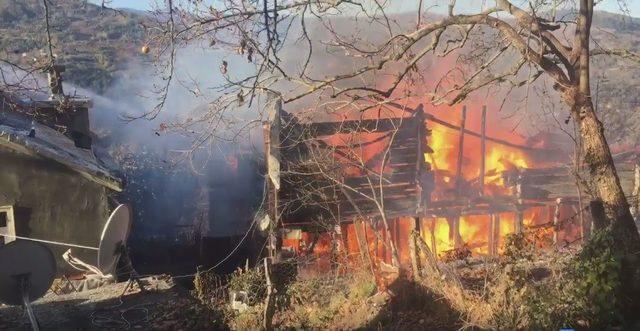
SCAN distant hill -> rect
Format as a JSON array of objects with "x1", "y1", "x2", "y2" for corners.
[
  {"x1": 0, "y1": 2, "x2": 638, "y2": 145},
  {"x1": 0, "y1": 0, "x2": 146, "y2": 93},
  {"x1": 589, "y1": 11, "x2": 640, "y2": 147}
]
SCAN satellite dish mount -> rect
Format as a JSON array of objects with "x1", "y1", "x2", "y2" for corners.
[{"x1": 0, "y1": 241, "x2": 56, "y2": 331}]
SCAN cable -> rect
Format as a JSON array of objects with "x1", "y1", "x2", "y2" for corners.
[
  {"x1": 90, "y1": 294, "x2": 151, "y2": 329},
  {"x1": 0, "y1": 233, "x2": 98, "y2": 250}
]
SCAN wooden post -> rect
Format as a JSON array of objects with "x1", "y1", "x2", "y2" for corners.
[
  {"x1": 489, "y1": 214, "x2": 500, "y2": 256},
  {"x1": 263, "y1": 258, "x2": 275, "y2": 331},
  {"x1": 493, "y1": 214, "x2": 501, "y2": 255},
  {"x1": 265, "y1": 96, "x2": 283, "y2": 260},
  {"x1": 488, "y1": 214, "x2": 495, "y2": 256},
  {"x1": 354, "y1": 218, "x2": 374, "y2": 275},
  {"x1": 455, "y1": 106, "x2": 467, "y2": 195},
  {"x1": 430, "y1": 218, "x2": 437, "y2": 257},
  {"x1": 414, "y1": 231, "x2": 440, "y2": 274},
  {"x1": 479, "y1": 105, "x2": 487, "y2": 196},
  {"x1": 409, "y1": 217, "x2": 421, "y2": 280},
  {"x1": 449, "y1": 216, "x2": 462, "y2": 248},
  {"x1": 514, "y1": 172, "x2": 524, "y2": 234},
  {"x1": 552, "y1": 198, "x2": 563, "y2": 247},
  {"x1": 415, "y1": 106, "x2": 425, "y2": 211}
]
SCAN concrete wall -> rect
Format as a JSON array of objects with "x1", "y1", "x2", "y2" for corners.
[{"x1": 0, "y1": 148, "x2": 110, "y2": 274}]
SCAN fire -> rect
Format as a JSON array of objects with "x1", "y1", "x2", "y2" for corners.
[
  {"x1": 421, "y1": 210, "x2": 545, "y2": 257},
  {"x1": 426, "y1": 125, "x2": 453, "y2": 172},
  {"x1": 425, "y1": 111, "x2": 532, "y2": 195}
]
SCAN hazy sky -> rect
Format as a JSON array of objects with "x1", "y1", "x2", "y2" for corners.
[{"x1": 93, "y1": 0, "x2": 640, "y2": 17}]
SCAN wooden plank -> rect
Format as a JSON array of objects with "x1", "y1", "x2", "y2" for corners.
[
  {"x1": 490, "y1": 214, "x2": 500, "y2": 256},
  {"x1": 479, "y1": 106, "x2": 486, "y2": 195},
  {"x1": 553, "y1": 198, "x2": 563, "y2": 247},
  {"x1": 305, "y1": 117, "x2": 416, "y2": 136},
  {"x1": 449, "y1": 216, "x2": 462, "y2": 248},
  {"x1": 455, "y1": 106, "x2": 466, "y2": 195},
  {"x1": 344, "y1": 172, "x2": 419, "y2": 186}
]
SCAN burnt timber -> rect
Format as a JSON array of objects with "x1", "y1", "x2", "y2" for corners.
[{"x1": 264, "y1": 105, "x2": 433, "y2": 229}]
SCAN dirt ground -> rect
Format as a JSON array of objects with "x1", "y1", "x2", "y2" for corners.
[{"x1": 0, "y1": 275, "x2": 220, "y2": 330}]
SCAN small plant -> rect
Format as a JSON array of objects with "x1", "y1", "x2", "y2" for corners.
[
  {"x1": 569, "y1": 228, "x2": 622, "y2": 327},
  {"x1": 502, "y1": 232, "x2": 536, "y2": 263},
  {"x1": 227, "y1": 267, "x2": 267, "y2": 306}
]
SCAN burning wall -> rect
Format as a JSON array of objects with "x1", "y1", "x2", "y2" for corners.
[{"x1": 273, "y1": 98, "x2": 587, "y2": 272}]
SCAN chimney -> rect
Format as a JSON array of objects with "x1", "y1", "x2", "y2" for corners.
[{"x1": 46, "y1": 64, "x2": 65, "y2": 99}]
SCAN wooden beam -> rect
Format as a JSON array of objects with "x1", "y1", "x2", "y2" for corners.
[
  {"x1": 488, "y1": 213, "x2": 500, "y2": 256},
  {"x1": 553, "y1": 198, "x2": 563, "y2": 247},
  {"x1": 305, "y1": 117, "x2": 416, "y2": 136},
  {"x1": 415, "y1": 107, "x2": 425, "y2": 211},
  {"x1": 449, "y1": 216, "x2": 462, "y2": 248},
  {"x1": 409, "y1": 217, "x2": 421, "y2": 280},
  {"x1": 413, "y1": 230, "x2": 440, "y2": 274},
  {"x1": 479, "y1": 105, "x2": 487, "y2": 196},
  {"x1": 263, "y1": 258, "x2": 275, "y2": 331},
  {"x1": 383, "y1": 101, "x2": 553, "y2": 152},
  {"x1": 515, "y1": 172, "x2": 524, "y2": 234},
  {"x1": 430, "y1": 218, "x2": 437, "y2": 258},
  {"x1": 455, "y1": 106, "x2": 467, "y2": 195}
]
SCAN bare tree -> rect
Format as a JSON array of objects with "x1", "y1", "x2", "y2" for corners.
[
  {"x1": 141, "y1": 0, "x2": 640, "y2": 313},
  {"x1": 281, "y1": 114, "x2": 409, "y2": 268},
  {"x1": 145, "y1": 0, "x2": 640, "y2": 240}
]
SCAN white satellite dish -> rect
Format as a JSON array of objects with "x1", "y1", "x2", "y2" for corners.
[
  {"x1": 0, "y1": 240, "x2": 56, "y2": 330},
  {"x1": 97, "y1": 204, "x2": 132, "y2": 275}
]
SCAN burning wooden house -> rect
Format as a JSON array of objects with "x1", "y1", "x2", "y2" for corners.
[
  {"x1": 0, "y1": 68, "x2": 123, "y2": 273},
  {"x1": 263, "y1": 99, "x2": 635, "y2": 273},
  {"x1": 263, "y1": 101, "x2": 432, "y2": 271}
]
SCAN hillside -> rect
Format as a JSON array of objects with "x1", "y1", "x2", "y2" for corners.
[
  {"x1": 589, "y1": 11, "x2": 640, "y2": 147},
  {"x1": 0, "y1": 2, "x2": 638, "y2": 145},
  {"x1": 0, "y1": 0, "x2": 145, "y2": 93}
]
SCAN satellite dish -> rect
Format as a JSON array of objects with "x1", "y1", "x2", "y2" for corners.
[
  {"x1": 97, "y1": 204, "x2": 132, "y2": 275},
  {"x1": 0, "y1": 240, "x2": 56, "y2": 306}
]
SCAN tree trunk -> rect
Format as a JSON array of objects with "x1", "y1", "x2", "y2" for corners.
[
  {"x1": 573, "y1": 96, "x2": 640, "y2": 244},
  {"x1": 572, "y1": 94, "x2": 640, "y2": 318}
]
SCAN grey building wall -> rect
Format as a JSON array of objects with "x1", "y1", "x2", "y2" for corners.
[{"x1": 0, "y1": 148, "x2": 111, "y2": 274}]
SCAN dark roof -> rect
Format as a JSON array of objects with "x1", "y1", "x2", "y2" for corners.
[{"x1": 0, "y1": 99, "x2": 123, "y2": 192}]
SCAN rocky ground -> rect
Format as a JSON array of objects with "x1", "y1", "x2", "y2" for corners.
[{"x1": 0, "y1": 275, "x2": 221, "y2": 330}]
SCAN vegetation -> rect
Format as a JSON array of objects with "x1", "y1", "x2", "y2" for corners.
[
  {"x1": 0, "y1": 0, "x2": 145, "y2": 93},
  {"x1": 1, "y1": 1, "x2": 640, "y2": 330},
  {"x1": 409, "y1": 230, "x2": 640, "y2": 330}
]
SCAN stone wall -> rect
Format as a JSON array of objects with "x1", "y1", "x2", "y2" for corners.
[{"x1": 0, "y1": 148, "x2": 111, "y2": 274}]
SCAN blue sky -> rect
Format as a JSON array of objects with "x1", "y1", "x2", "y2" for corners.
[{"x1": 93, "y1": 0, "x2": 640, "y2": 17}]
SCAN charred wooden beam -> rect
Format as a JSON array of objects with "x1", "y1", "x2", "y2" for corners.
[
  {"x1": 515, "y1": 172, "x2": 524, "y2": 234},
  {"x1": 455, "y1": 106, "x2": 467, "y2": 195},
  {"x1": 553, "y1": 198, "x2": 563, "y2": 247},
  {"x1": 303, "y1": 117, "x2": 417, "y2": 136},
  {"x1": 479, "y1": 106, "x2": 487, "y2": 196},
  {"x1": 383, "y1": 101, "x2": 553, "y2": 152},
  {"x1": 449, "y1": 216, "x2": 462, "y2": 248},
  {"x1": 488, "y1": 213, "x2": 501, "y2": 256}
]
